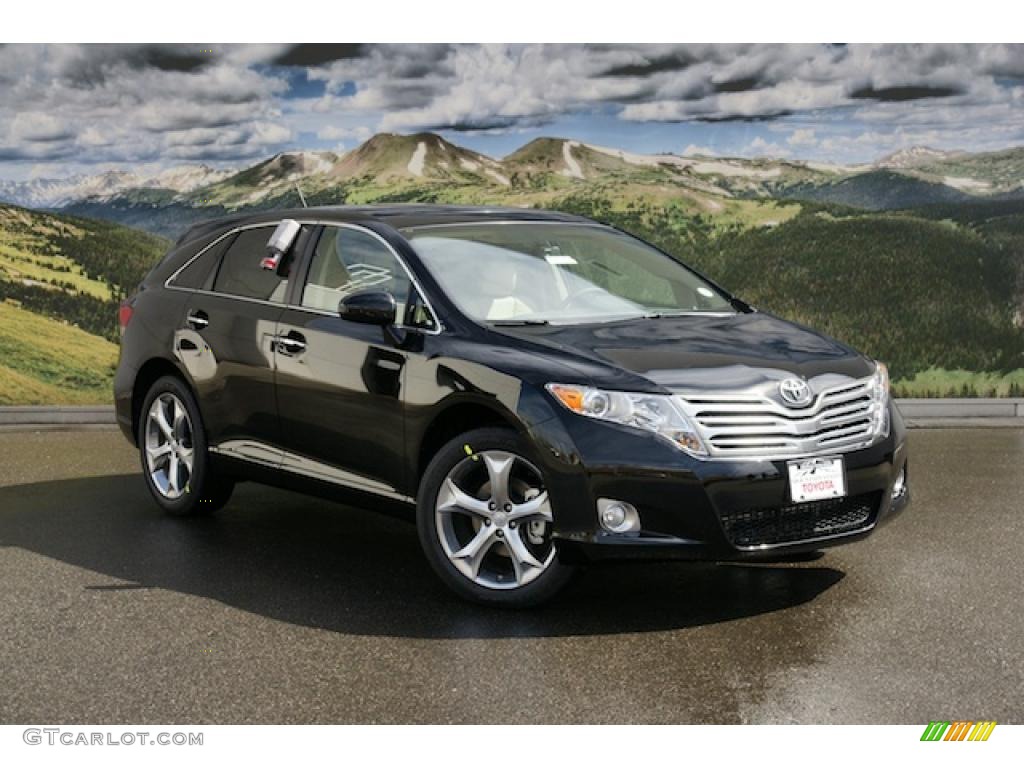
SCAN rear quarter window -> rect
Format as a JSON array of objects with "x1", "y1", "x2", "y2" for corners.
[{"x1": 168, "y1": 234, "x2": 236, "y2": 290}]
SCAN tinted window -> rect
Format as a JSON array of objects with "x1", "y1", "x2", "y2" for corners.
[
  {"x1": 170, "y1": 234, "x2": 235, "y2": 290},
  {"x1": 407, "y1": 223, "x2": 733, "y2": 325},
  {"x1": 213, "y1": 227, "x2": 289, "y2": 302},
  {"x1": 302, "y1": 227, "x2": 412, "y2": 312}
]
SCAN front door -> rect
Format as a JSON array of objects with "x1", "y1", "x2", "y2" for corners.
[{"x1": 274, "y1": 224, "x2": 422, "y2": 497}]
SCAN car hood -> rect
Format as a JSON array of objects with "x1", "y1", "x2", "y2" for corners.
[{"x1": 492, "y1": 312, "x2": 874, "y2": 391}]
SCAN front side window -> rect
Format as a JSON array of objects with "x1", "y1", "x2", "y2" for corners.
[
  {"x1": 405, "y1": 223, "x2": 734, "y2": 325},
  {"x1": 302, "y1": 226, "x2": 412, "y2": 312},
  {"x1": 212, "y1": 226, "x2": 290, "y2": 302}
]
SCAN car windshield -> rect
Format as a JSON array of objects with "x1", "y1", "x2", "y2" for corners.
[{"x1": 404, "y1": 222, "x2": 734, "y2": 325}]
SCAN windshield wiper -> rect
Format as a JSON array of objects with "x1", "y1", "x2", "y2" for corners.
[
  {"x1": 643, "y1": 311, "x2": 697, "y2": 318},
  {"x1": 643, "y1": 310, "x2": 736, "y2": 319},
  {"x1": 490, "y1": 319, "x2": 551, "y2": 326}
]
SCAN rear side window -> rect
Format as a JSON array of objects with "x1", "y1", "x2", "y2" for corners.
[
  {"x1": 213, "y1": 227, "x2": 289, "y2": 302},
  {"x1": 169, "y1": 234, "x2": 235, "y2": 290}
]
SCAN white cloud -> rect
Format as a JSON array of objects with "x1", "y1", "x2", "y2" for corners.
[
  {"x1": 682, "y1": 144, "x2": 716, "y2": 157},
  {"x1": 743, "y1": 137, "x2": 791, "y2": 158},
  {"x1": 787, "y1": 129, "x2": 818, "y2": 147},
  {"x1": 307, "y1": 43, "x2": 1024, "y2": 129},
  {"x1": 1, "y1": 44, "x2": 1023, "y2": 175},
  {"x1": 0, "y1": 44, "x2": 293, "y2": 169},
  {"x1": 10, "y1": 113, "x2": 73, "y2": 142},
  {"x1": 316, "y1": 125, "x2": 371, "y2": 142}
]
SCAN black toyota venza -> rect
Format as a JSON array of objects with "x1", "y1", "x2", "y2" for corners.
[{"x1": 115, "y1": 205, "x2": 910, "y2": 606}]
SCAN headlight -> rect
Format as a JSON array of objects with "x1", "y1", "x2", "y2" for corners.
[
  {"x1": 867, "y1": 361, "x2": 890, "y2": 439},
  {"x1": 545, "y1": 383, "x2": 708, "y2": 456}
]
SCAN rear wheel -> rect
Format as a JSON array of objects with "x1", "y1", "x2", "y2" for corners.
[
  {"x1": 417, "y1": 427, "x2": 574, "y2": 606},
  {"x1": 138, "y1": 375, "x2": 234, "y2": 516}
]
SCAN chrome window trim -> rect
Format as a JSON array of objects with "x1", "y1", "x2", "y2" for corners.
[
  {"x1": 400, "y1": 220, "x2": 610, "y2": 233},
  {"x1": 164, "y1": 219, "x2": 443, "y2": 335},
  {"x1": 301, "y1": 221, "x2": 442, "y2": 335},
  {"x1": 164, "y1": 222, "x2": 285, "y2": 305}
]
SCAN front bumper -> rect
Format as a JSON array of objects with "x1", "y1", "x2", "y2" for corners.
[{"x1": 528, "y1": 401, "x2": 910, "y2": 564}]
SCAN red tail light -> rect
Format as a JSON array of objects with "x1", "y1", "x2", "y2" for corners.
[{"x1": 118, "y1": 299, "x2": 134, "y2": 338}]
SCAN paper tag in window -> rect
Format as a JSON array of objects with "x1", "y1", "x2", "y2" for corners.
[{"x1": 545, "y1": 254, "x2": 577, "y2": 266}]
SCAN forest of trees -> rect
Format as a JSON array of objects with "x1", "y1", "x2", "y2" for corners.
[
  {"x1": 46, "y1": 213, "x2": 169, "y2": 298},
  {"x1": 552, "y1": 194, "x2": 1024, "y2": 382},
  {"x1": 0, "y1": 205, "x2": 169, "y2": 342}
]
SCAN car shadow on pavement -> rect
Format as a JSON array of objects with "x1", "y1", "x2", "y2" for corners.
[{"x1": 0, "y1": 474, "x2": 844, "y2": 639}]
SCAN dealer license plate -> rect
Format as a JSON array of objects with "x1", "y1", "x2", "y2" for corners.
[{"x1": 787, "y1": 456, "x2": 846, "y2": 503}]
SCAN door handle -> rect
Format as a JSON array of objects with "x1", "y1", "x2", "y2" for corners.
[
  {"x1": 276, "y1": 332, "x2": 307, "y2": 356},
  {"x1": 186, "y1": 310, "x2": 209, "y2": 330}
]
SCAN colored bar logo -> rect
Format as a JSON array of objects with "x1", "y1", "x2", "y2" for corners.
[{"x1": 921, "y1": 721, "x2": 997, "y2": 741}]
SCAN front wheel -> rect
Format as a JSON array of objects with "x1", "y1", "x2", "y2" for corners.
[
  {"x1": 138, "y1": 375, "x2": 234, "y2": 516},
  {"x1": 416, "y1": 427, "x2": 575, "y2": 607}
]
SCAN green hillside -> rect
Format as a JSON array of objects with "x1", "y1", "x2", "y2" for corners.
[
  {"x1": 780, "y1": 170, "x2": 970, "y2": 210},
  {"x1": 703, "y1": 212, "x2": 1023, "y2": 378},
  {"x1": 0, "y1": 300, "x2": 119, "y2": 405},
  {"x1": 916, "y1": 147, "x2": 1024, "y2": 193},
  {"x1": 0, "y1": 204, "x2": 168, "y2": 342},
  {"x1": 548, "y1": 196, "x2": 1024, "y2": 390},
  {"x1": 0, "y1": 204, "x2": 169, "y2": 404}
]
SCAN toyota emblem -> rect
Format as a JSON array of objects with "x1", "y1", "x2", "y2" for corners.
[{"x1": 779, "y1": 378, "x2": 813, "y2": 406}]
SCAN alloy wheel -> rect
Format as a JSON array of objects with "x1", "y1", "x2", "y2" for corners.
[
  {"x1": 144, "y1": 392, "x2": 194, "y2": 500},
  {"x1": 434, "y1": 450, "x2": 556, "y2": 590}
]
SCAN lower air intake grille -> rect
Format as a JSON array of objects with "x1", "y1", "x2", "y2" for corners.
[{"x1": 720, "y1": 493, "x2": 878, "y2": 549}]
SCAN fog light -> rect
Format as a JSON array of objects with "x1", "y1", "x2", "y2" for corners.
[
  {"x1": 597, "y1": 498, "x2": 641, "y2": 534},
  {"x1": 602, "y1": 503, "x2": 626, "y2": 528},
  {"x1": 891, "y1": 467, "x2": 907, "y2": 499}
]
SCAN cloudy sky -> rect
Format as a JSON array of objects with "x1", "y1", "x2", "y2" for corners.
[{"x1": 1, "y1": 43, "x2": 1023, "y2": 180}]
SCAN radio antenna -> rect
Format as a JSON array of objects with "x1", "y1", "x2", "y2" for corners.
[{"x1": 295, "y1": 183, "x2": 308, "y2": 208}]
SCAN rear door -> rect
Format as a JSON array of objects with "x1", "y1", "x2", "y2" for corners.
[
  {"x1": 274, "y1": 223, "x2": 434, "y2": 497},
  {"x1": 179, "y1": 224, "x2": 298, "y2": 461}
]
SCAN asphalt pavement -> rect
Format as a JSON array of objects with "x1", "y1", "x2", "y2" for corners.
[{"x1": 0, "y1": 428, "x2": 1021, "y2": 723}]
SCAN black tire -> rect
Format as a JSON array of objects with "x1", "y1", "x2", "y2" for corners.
[
  {"x1": 417, "y1": 427, "x2": 575, "y2": 607},
  {"x1": 137, "y1": 375, "x2": 234, "y2": 516}
]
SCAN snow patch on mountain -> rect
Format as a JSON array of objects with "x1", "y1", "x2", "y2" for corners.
[
  {"x1": 148, "y1": 164, "x2": 233, "y2": 193},
  {"x1": 561, "y1": 141, "x2": 584, "y2": 179},
  {"x1": 0, "y1": 164, "x2": 233, "y2": 208},
  {"x1": 585, "y1": 143, "x2": 691, "y2": 169},
  {"x1": 485, "y1": 168, "x2": 510, "y2": 186},
  {"x1": 943, "y1": 175, "x2": 992, "y2": 191},
  {"x1": 804, "y1": 161, "x2": 861, "y2": 175},
  {"x1": 876, "y1": 146, "x2": 963, "y2": 169},
  {"x1": 408, "y1": 142, "x2": 428, "y2": 177},
  {"x1": 689, "y1": 160, "x2": 782, "y2": 179}
]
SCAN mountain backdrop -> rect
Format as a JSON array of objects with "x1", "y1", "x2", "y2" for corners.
[
  {"x1": 1, "y1": 133, "x2": 1023, "y2": 238},
  {"x1": 2, "y1": 132, "x2": 1024, "y2": 403}
]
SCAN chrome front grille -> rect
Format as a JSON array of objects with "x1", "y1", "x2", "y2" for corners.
[{"x1": 675, "y1": 375, "x2": 881, "y2": 459}]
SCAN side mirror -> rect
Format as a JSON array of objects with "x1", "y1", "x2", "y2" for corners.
[{"x1": 339, "y1": 290, "x2": 397, "y2": 326}]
